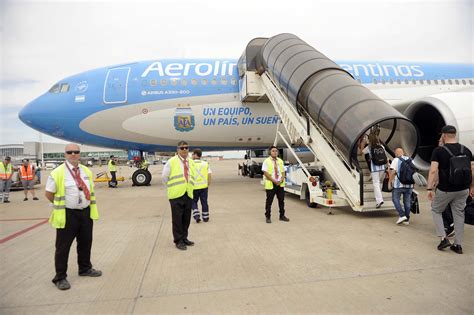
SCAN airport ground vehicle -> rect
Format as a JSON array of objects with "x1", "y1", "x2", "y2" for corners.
[{"x1": 241, "y1": 149, "x2": 267, "y2": 178}]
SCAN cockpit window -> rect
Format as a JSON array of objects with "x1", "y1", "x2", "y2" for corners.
[
  {"x1": 60, "y1": 83, "x2": 70, "y2": 93},
  {"x1": 49, "y1": 84, "x2": 60, "y2": 93}
]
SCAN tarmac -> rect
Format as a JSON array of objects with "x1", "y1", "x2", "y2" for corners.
[{"x1": 0, "y1": 160, "x2": 473, "y2": 314}]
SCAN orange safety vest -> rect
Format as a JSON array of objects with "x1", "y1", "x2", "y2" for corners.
[{"x1": 20, "y1": 164, "x2": 34, "y2": 180}]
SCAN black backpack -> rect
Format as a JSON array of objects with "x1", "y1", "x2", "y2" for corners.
[
  {"x1": 397, "y1": 157, "x2": 416, "y2": 185},
  {"x1": 371, "y1": 144, "x2": 387, "y2": 166},
  {"x1": 442, "y1": 145, "x2": 472, "y2": 186}
]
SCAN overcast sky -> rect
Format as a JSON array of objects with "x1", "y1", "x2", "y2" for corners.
[{"x1": 0, "y1": 0, "x2": 472, "y2": 146}]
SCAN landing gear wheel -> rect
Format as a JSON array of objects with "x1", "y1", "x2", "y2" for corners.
[
  {"x1": 132, "y1": 169, "x2": 151, "y2": 186},
  {"x1": 305, "y1": 189, "x2": 318, "y2": 208}
]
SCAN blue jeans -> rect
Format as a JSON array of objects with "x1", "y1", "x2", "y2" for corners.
[{"x1": 392, "y1": 187, "x2": 413, "y2": 219}]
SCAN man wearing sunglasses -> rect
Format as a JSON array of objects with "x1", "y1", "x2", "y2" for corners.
[
  {"x1": 162, "y1": 141, "x2": 196, "y2": 250},
  {"x1": 45, "y1": 144, "x2": 102, "y2": 290}
]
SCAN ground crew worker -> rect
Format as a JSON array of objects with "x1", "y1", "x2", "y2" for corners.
[
  {"x1": 45, "y1": 144, "x2": 102, "y2": 290},
  {"x1": 191, "y1": 148, "x2": 212, "y2": 223},
  {"x1": 0, "y1": 156, "x2": 14, "y2": 203},
  {"x1": 262, "y1": 146, "x2": 290, "y2": 223},
  {"x1": 108, "y1": 155, "x2": 117, "y2": 188},
  {"x1": 20, "y1": 159, "x2": 39, "y2": 201},
  {"x1": 162, "y1": 141, "x2": 196, "y2": 250}
]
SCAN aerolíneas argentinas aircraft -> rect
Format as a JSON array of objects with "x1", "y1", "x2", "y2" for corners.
[{"x1": 19, "y1": 35, "x2": 473, "y2": 186}]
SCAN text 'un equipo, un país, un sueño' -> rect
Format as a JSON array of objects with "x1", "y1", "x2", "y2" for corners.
[{"x1": 202, "y1": 107, "x2": 280, "y2": 127}]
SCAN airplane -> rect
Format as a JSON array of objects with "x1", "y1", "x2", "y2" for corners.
[{"x1": 19, "y1": 36, "x2": 474, "y2": 187}]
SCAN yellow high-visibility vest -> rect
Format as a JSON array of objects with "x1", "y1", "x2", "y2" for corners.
[
  {"x1": 193, "y1": 160, "x2": 209, "y2": 189},
  {"x1": 108, "y1": 160, "x2": 116, "y2": 172},
  {"x1": 166, "y1": 156, "x2": 195, "y2": 200},
  {"x1": 0, "y1": 162, "x2": 13, "y2": 179},
  {"x1": 49, "y1": 163, "x2": 99, "y2": 229},
  {"x1": 263, "y1": 157, "x2": 285, "y2": 190}
]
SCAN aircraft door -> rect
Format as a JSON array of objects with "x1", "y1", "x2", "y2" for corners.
[{"x1": 103, "y1": 67, "x2": 130, "y2": 104}]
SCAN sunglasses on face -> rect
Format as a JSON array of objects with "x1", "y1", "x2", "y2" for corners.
[
  {"x1": 179, "y1": 146, "x2": 189, "y2": 150},
  {"x1": 65, "y1": 150, "x2": 80, "y2": 155}
]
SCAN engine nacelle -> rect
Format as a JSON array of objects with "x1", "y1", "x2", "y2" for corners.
[{"x1": 401, "y1": 91, "x2": 474, "y2": 171}]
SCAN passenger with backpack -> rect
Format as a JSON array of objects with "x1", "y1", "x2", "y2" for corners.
[
  {"x1": 389, "y1": 148, "x2": 415, "y2": 225},
  {"x1": 427, "y1": 125, "x2": 474, "y2": 254},
  {"x1": 362, "y1": 133, "x2": 389, "y2": 208}
]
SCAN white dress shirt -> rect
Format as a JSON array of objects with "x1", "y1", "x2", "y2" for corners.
[
  {"x1": 46, "y1": 161, "x2": 91, "y2": 209},
  {"x1": 262, "y1": 158, "x2": 284, "y2": 181},
  {"x1": 162, "y1": 155, "x2": 189, "y2": 185}
]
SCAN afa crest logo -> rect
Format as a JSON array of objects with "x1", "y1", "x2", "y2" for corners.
[{"x1": 174, "y1": 106, "x2": 195, "y2": 132}]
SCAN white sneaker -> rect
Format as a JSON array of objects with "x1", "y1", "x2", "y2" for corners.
[
  {"x1": 402, "y1": 221, "x2": 410, "y2": 225},
  {"x1": 396, "y1": 216, "x2": 407, "y2": 224}
]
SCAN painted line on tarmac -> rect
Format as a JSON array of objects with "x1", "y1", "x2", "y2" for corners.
[
  {"x1": 0, "y1": 218, "x2": 48, "y2": 222},
  {"x1": 0, "y1": 218, "x2": 49, "y2": 244}
]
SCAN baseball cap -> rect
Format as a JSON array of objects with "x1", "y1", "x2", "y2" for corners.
[{"x1": 441, "y1": 125, "x2": 456, "y2": 134}]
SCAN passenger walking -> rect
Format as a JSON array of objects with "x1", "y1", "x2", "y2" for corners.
[
  {"x1": 389, "y1": 148, "x2": 415, "y2": 224},
  {"x1": 427, "y1": 125, "x2": 474, "y2": 254},
  {"x1": 20, "y1": 159, "x2": 39, "y2": 201},
  {"x1": 45, "y1": 144, "x2": 102, "y2": 290},
  {"x1": 162, "y1": 141, "x2": 196, "y2": 250},
  {"x1": 0, "y1": 156, "x2": 14, "y2": 203},
  {"x1": 191, "y1": 148, "x2": 212, "y2": 223},
  {"x1": 108, "y1": 155, "x2": 117, "y2": 188},
  {"x1": 262, "y1": 146, "x2": 290, "y2": 223},
  {"x1": 362, "y1": 133, "x2": 389, "y2": 208}
]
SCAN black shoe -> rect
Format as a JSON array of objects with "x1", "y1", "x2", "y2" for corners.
[
  {"x1": 446, "y1": 225, "x2": 455, "y2": 238},
  {"x1": 183, "y1": 239, "x2": 194, "y2": 246},
  {"x1": 176, "y1": 242, "x2": 187, "y2": 250},
  {"x1": 195, "y1": 218, "x2": 201, "y2": 223},
  {"x1": 437, "y1": 238, "x2": 451, "y2": 250},
  {"x1": 79, "y1": 268, "x2": 102, "y2": 277},
  {"x1": 279, "y1": 216, "x2": 290, "y2": 222},
  {"x1": 450, "y1": 244, "x2": 463, "y2": 254},
  {"x1": 203, "y1": 218, "x2": 209, "y2": 222},
  {"x1": 3, "y1": 200, "x2": 10, "y2": 203},
  {"x1": 33, "y1": 197, "x2": 39, "y2": 200},
  {"x1": 266, "y1": 217, "x2": 271, "y2": 224},
  {"x1": 23, "y1": 198, "x2": 28, "y2": 201},
  {"x1": 376, "y1": 201, "x2": 384, "y2": 209},
  {"x1": 55, "y1": 278, "x2": 71, "y2": 290}
]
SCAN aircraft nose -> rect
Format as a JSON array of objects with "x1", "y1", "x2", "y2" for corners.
[
  {"x1": 19, "y1": 95, "x2": 57, "y2": 134},
  {"x1": 18, "y1": 99, "x2": 36, "y2": 126}
]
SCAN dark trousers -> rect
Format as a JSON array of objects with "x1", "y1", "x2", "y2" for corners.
[
  {"x1": 192, "y1": 188, "x2": 209, "y2": 220},
  {"x1": 53, "y1": 207, "x2": 93, "y2": 282},
  {"x1": 170, "y1": 194, "x2": 192, "y2": 243},
  {"x1": 265, "y1": 185, "x2": 285, "y2": 218},
  {"x1": 109, "y1": 171, "x2": 117, "y2": 186}
]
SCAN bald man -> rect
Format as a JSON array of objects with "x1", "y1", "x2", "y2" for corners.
[
  {"x1": 389, "y1": 148, "x2": 415, "y2": 225},
  {"x1": 45, "y1": 144, "x2": 102, "y2": 290}
]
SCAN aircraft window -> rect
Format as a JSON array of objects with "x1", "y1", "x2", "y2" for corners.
[
  {"x1": 171, "y1": 79, "x2": 178, "y2": 86},
  {"x1": 469, "y1": 80, "x2": 473, "y2": 85},
  {"x1": 160, "y1": 79, "x2": 168, "y2": 86},
  {"x1": 411, "y1": 79, "x2": 416, "y2": 84},
  {"x1": 372, "y1": 78, "x2": 377, "y2": 84},
  {"x1": 404, "y1": 79, "x2": 409, "y2": 84},
  {"x1": 448, "y1": 79, "x2": 453, "y2": 84},
  {"x1": 60, "y1": 83, "x2": 70, "y2": 93},
  {"x1": 455, "y1": 79, "x2": 459, "y2": 85},
  {"x1": 441, "y1": 79, "x2": 446, "y2": 85},
  {"x1": 389, "y1": 79, "x2": 394, "y2": 84},
  {"x1": 221, "y1": 77, "x2": 228, "y2": 85},
  {"x1": 396, "y1": 79, "x2": 401, "y2": 84},
  {"x1": 381, "y1": 79, "x2": 386, "y2": 84},
  {"x1": 231, "y1": 78, "x2": 237, "y2": 86},
  {"x1": 49, "y1": 84, "x2": 60, "y2": 93},
  {"x1": 427, "y1": 80, "x2": 431, "y2": 85},
  {"x1": 150, "y1": 79, "x2": 157, "y2": 86},
  {"x1": 462, "y1": 79, "x2": 466, "y2": 85},
  {"x1": 181, "y1": 79, "x2": 188, "y2": 86},
  {"x1": 191, "y1": 79, "x2": 198, "y2": 86},
  {"x1": 201, "y1": 79, "x2": 208, "y2": 85},
  {"x1": 419, "y1": 80, "x2": 424, "y2": 85},
  {"x1": 211, "y1": 78, "x2": 217, "y2": 85},
  {"x1": 434, "y1": 80, "x2": 439, "y2": 85}
]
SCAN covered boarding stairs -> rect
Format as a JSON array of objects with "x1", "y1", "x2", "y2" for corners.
[{"x1": 238, "y1": 34, "x2": 419, "y2": 212}]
